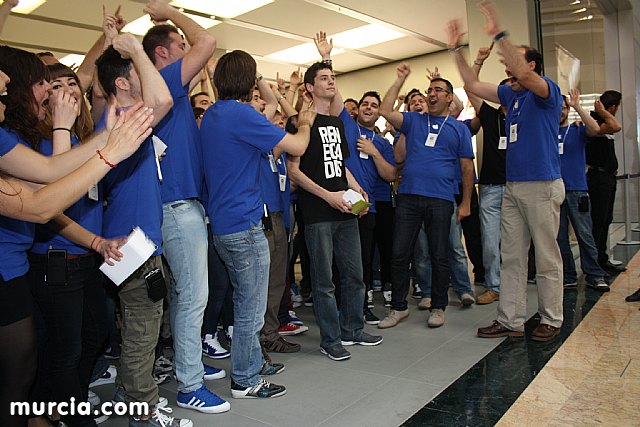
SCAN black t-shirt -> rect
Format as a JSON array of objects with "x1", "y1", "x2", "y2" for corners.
[
  {"x1": 477, "y1": 102, "x2": 507, "y2": 185},
  {"x1": 585, "y1": 111, "x2": 618, "y2": 174},
  {"x1": 298, "y1": 114, "x2": 352, "y2": 224}
]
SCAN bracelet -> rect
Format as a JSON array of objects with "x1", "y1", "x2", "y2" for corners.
[
  {"x1": 473, "y1": 60, "x2": 484, "y2": 66},
  {"x1": 322, "y1": 58, "x2": 332, "y2": 65},
  {"x1": 278, "y1": 95, "x2": 284, "y2": 102},
  {"x1": 493, "y1": 30, "x2": 508, "y2": 42},
  {"x1": 96, "y1": 150, "x2": 117, "y2": 168},
  {"x1": 297, "y1": 121, "x2": 311, "y2": 128},
  {"x1": 52, "y1": 128, "x2": 71, "y2": 132},
  {"x1": 91, "y1": 235, "x2": 102, "y2": 252},
  {"x1": 256, "y1": 74, "x2": 263, "y2": 81},
  {"x1": 448, "y1": 45, "x2": 464, "y2": 53}
]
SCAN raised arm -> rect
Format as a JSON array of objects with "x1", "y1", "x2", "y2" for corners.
[
  {"x1": 257, "y1": 74, "x2": 277, "y2": 121},
  {"x1": 466, "y1": 45, "x2": 493, "y2": 114},
  {"x1": 566, "y1": 89, "x2": 599, "y2": 136},
  {"x1": 112, "y1": 33, "x2": 173, "y2": 126},
  {"x1": 0, "y1": 0, "x2": 17, "y2": 36},
  {"x1": 144, "y1": 0, "x2": 217, "y2": 86},
  {"x1": 380, "y1": 63, "x2": 411, "y2": 130},
  {"x1": 313, "y1": 31, "x2": 344, "y2": 117},
  {"x1": 594, "y1": 98, "x2": 622, "y2": 135},
  {"x1": 272, "y1": 84, "x2": 298, "y2": 118},
  {"x1": 49, "y1": 90, "x2": 79, "y2": 155},
  {"x1": 286, "y1": 68, "x2": 301, "y2": 105},
  {"x1": 447, "y1": 19, "x2": 500, "y2": 104}
]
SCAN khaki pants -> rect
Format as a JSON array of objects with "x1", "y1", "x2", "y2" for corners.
[
  {"x1": 497, "y1": 180, "x2": 565, "y2": 330},
  {"x1": 261, "y1": 213, "x2": 288, "y2": 343},
  {"x1": 117, "y1": 256, "x2": 164, "y2": 407}
]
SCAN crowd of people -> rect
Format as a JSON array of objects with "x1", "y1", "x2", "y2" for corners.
[{"x1": 0, "y1": 1, "x2": 633, "y2": 427}]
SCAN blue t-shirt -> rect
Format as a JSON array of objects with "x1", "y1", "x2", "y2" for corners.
[
  {"x1": 155, "y1": 58, "x2": 204, "y2": 204},
  {"x1": 201, "y1": 100, "x2": 286, "y2": 235},
  {"x1": 399, "y1": 112, "x2": 474, "y2": 202},
  {"x1": 32, "y1": 136, "x2": 104, "y2": 255},
  {"x1": 0, "y1": 126, "x2": 19, "y2": 157},
  {"x1": 559, "y1": 123, "x2": 588, "y2": 191},
  {"x1": 97, "y1": 114, "x2": 163, "y2": 255},
  {"x1": 0, "y1": 130, "x2": 35, "y2": 280},
  {"x1": 260, "y1": 152, "x2": 284, "y2": 214},
  {"x1": 498, "y1": 76, "x2": 562, "y2": 182},
  {"x1": 276, "y1": 154, "x2": 291, "y2": 230},
  {"x1": 340, "y1": 109, "x2": 395, "y2": 210}
]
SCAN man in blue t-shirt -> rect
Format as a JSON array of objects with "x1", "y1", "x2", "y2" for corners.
[
  {"x1": 449, "y1": 2, "x2": 565, "y2": 342},
  {"x1": 341, "y1": 91, "x2": 396, "y2": 325},
  {"x1": 141, "y1": 1, "x2": 224, "y2": 415},
  {"x1": 96, "y1": 35, "x2": 224, "y2": 426},
  {"x1": 557, "y1": 90, "x2": 609, "y2": 291},
  {"x1": 379, "y1": 64, "x2": 474, "y2": 330}
]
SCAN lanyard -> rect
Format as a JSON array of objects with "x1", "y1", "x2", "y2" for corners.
[
  {"x1": 427, "y1": 114, "x2": 450, "y2": 139},
  {"x1": 357, "y1": 125, "x2": 375, "y2": 141},
  {"x1": 559, "y1": 125, "x2": 571, "y2": 144}
]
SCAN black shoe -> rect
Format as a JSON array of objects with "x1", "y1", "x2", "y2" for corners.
[
  {"x1": 363, "y1": 307, "x2": 380, "y2": 325},
  {"x1": 320, "y1": 344, "x2": 351, "y2": 361},
  {"x1": 602, "y1": 261, "x2": 626, "y2": 273},
  {"x1": 586, "y1": 278, "x2": 610, "y2": 292},
  {"x1": 231, "y1": 378, "x2": 286, "y2": 399},
  {"x1": 626, "y1": 288, "x2": 640, "y2": 302}
]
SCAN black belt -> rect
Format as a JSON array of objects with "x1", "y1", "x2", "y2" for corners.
[{"x1": 588, "y1": 166, "x2": 616, "y2": 174}]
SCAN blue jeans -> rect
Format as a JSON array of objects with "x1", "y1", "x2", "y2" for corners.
[
  {"x1": 162, "y1": 199, "x2": 208, "y2": 393},
  {"x1": 557, "y1": 191, "x2": 608, "y2": 283},
  {"x1": 415, "y1": 202, "x2": 473, "y2": 298},
  {"x1": 213, "y1": 224, "x2": 269, "y2": 387},
  {"x1": 305, "y1": 218, "x2": 365, "y2": 348},
  {"x1": 202, "y1": 227, "x2": 234, "y2": 336},
  {"x1": 413, "y1": 226, "x2": 431, "y2": 294},
  {"x1": 391, "y1": 195, "x2": 453, "y2": 311},
  {"x1": 479, "y1": 184, "x2": 505, "y2": 292}
]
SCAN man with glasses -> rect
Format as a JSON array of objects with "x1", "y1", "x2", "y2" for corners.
[
  {"x1": 449, "y1": 0, "x2": 565, "y2": 342},
  {"x1": 378, "y1": 64, "x2": 474, "y2": 329}
]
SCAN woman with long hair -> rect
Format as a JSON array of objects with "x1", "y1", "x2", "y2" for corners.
[{"x1": 0, "y1": 45, "x2": 153, "y2": 427}]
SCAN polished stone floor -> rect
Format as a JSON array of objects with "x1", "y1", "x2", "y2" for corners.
[{"x1": 95, "y1": 224, "x2": 639, "y2": 427}]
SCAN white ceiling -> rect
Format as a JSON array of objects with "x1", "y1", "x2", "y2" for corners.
[{"x1": 0, "y1": 0, "x2": 468, "y2": 81}]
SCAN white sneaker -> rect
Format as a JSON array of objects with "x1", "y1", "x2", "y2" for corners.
[
  {"x1": 383, "y1": 290, "x2": 392, "y2": 307},
  {"x1": 202, "y1": 332, "x2": 230, "y2": 359},
  {"x1": 367, "y1": 290, "x2": 374, "y2": 308},
  {"x1": 130, "y1": 406, "x2": 193, "y2": 427},
  {"x1": 87, "y1": 389, "x2": 101, "y2": 406}
]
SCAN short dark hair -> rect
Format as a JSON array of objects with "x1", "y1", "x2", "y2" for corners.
[
  {"x1": 95, "y1": 46, "x2": 133, "y2": 98},
  {"x1": 304, "y1": 61, "x2": 332, "y2": 86},
  {"x1": 190, "y1": 91, "x2": 210, "y2": 108},
  {"x1": 143, "y1": 24, "x2": 180, "y2": 64},
  {"x1": 344, "y1": 98, "x2": 357, "y2": 106},
  {"x1": 0, "y1": 45, "x2": 48, "y2": 149},
  {"x1": 36, "y1": 51, "x2": 55, "y2": 58},
  {"x1": 600, "y1": 90, "x2": 621, "y2": 110},
  {"x1": 405, "y1": 88, "x2": 421, "y2": 105},
  {"x1": 521, "y1": 45, "x2": 543, "y2": 75},
  {"x1": 430, "y1": 77, "x2": 453, "y2": 94},
  {"x1": 214, "y1": 50, "x2": 256, "y2": 102},
  {"x1": 358, "y1": 91, "x2": 381, "y2": 106}
]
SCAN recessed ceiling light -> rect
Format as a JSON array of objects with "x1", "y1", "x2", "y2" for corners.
[
  {"x1": 577, "y1": 14, "x2": 593, "y2": 21},
  {"x1": 571, "y1": 7, "x2": 587, "y2": 13},
  {"x1": 169, "y1": 0, "x2": 273, "y2": 18},
  {"x1": 123, "y1": 13, "x2": 219, "y2": 36},
  {"x1": 332, "y1": 24, "x2": 405, "y2": 49},
  {"x1": 11, "y1": 0, "x2": 47, "y2": 14},
  {"x1": 59, "y1": 54, "x2": 85, "y2": 69},
  {"x1": 570, "y1": 0, "x2": 580, "y2": 4},
  {"x1": 266, "y1": 43, "x2": 344, "y2": 64}
]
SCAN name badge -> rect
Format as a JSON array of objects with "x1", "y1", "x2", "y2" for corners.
[
  {"x1": 88, "y1": 183, "x2": 99, "y2": 201},
  {"x1": 558, "y1": 142, "x2": 564, "y2": 155},
  {"x1": 509, "y1": 124, "x2": 518, "y2": 143},
  {"x1": 359, "y1": 151, "x2": 369, "y2": 159},
  {"x1": 279, "y1": 174, "x2": 287, "y2": 192},
  {"x1": 425, "y1": 133, "x2": 438, "y2": 147},
  {"x1": 268, "y1": 153, "x2": 277, "y2": 173},
  {"x1": 498, "y1": 136, "x2": 507, "y2": 150}
]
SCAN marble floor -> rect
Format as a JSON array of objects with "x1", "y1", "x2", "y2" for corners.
[{"x1": 94, "y1": 223, "x2": 639, "y2": 427}]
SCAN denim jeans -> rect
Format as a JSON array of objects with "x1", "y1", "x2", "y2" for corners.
[
  {"x1": 391, "y1": 195, "x2": 453, "y2": 311},
  {"x1": 29, "y1": 254, "x2": 108, "y2": 426},
  {"x1": 213, "y1": 224, "x2": 269, "y2": 388},
  {"x1": 557, "y1": 191, "x2": 608, "y2": 283},
  {"x1": 414, "y1": 202, "x2": 473, "y2": 298},
  {"x1": 305, "y1": 218, "x2": 365, "y2": 348},
  {"x1": 162, "y1": 199, "x2": 208, "y2": 393},
  {"x1": 479, "y1": 184, "x2": 505, "y2": 292},
  {"x1": 202, "y1": 226, "x2": 234, "y2": 336},
  {"x1": 413, "y1": 226, "x2": 431, "y2": 294}
]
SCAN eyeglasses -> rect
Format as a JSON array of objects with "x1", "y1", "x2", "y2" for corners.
[{"x1": 426, "y1": 87, "x2": 450, "y2": 94}]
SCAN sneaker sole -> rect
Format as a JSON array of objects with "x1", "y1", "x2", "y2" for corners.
[
  {"x1": 586, "y1": 284, "x2": 610, "y2": 292},
  {"x1": 364, "y1": 319, "x2": 380, "y2": 325},
  {"x1": 320, "y1": 348, "x2": 351, "y2": 361},
  {"x1": 427, "y1": 321, "x2": 444, "y2": 328},
  {"x1": 177, "y1": 400, "x2": 231, "y2": 413},
  {"x1": 204, "y1": 370, "x2": 226, "y2": 380},
  {"x1": 341, "y1": 338, "x2": 383, "y2": 346},
  {"x1": 277, "y1": 328, "x2": 308, "y2": 336},
  {"x1": 231, "y1": 389, "x2": 287, "y2": 399},
  {"x1": 367, "y1": 303, "x2": 375, "y2": 308},
  {"x1": 461, "y1": 299, "x2": 475, "y2": 307},
  {"x1": 477, "y1": 330, "x2": 524, "y2": 338},
  {"x1": 202, "y1": 351, "x2": 231, "y2": 360}
]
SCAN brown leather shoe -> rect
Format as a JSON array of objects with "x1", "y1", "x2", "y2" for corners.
[
  {"x1": 477, "y1": 320, "x2": 524, "y2": 338},
  {"x1": 531, "y1": 323, "x2": 561, "y2": 342},
  {"x1": 476, "y1": 290, "x2": 499, "y2": 305}
]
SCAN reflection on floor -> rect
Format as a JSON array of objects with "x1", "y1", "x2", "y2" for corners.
[{"x1": 404, "y1": 227, "x2": 639, "y2": 427}]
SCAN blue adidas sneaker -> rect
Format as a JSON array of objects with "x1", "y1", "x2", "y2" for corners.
[
  {"x1": 177, "y1": 384, "x2": 230, "y2": 414},
  {"x1": 203, "y1": 364, "x2": 226, "y2": 380}
]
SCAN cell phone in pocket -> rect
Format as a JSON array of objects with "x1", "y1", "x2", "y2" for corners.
[
  {"x1": 578, "y1": 195, "x2": 590, "y2": 213},
  {"x1": 46, "y1": 249, "x2": 68, "y2": 286},
  {"x1": 144, "y1": 267, "x2": 167, "y2": 302}
]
